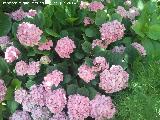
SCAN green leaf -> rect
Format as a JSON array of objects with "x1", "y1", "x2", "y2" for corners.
[
  {"x1": 0, "y1": 12, "x2": 12, "y2": 36},
  {"x1": 111, "y1": 13, "x2": 122, "y2": 22},
  {"x1": 147, "y1": 25, "x2": 160, "y2": 40},
  {"x1": 63, "y1": 74, "x2": 72, "y2": 84},
  {"x1": 40, "y1": 35, "x2": 47, "y2": 43},
  {"x1": 82, "y1": 41, "x2": 92, "y2": 53},
  {"x1": 45, "y1": 28, "x2": 60, "y2": 37},
  {"x1": 77, "y1": 87, "x2": 89, "y2": 97},
  {"x1": 85, "y1": 57, "x2": 93, "y2": 67},
  {"x1": 11, "y1": 79, "x2": 21, "y2": 89},
  {"x1": 7, "y1": 101, "x2": 19, "y2": 113},
  {"x1": 67, "y1": 84, "x2": 78, "y2": 95},
  {"x1": 95, "y1": 11, "x2": 108, "y2": 25},
  {"x1": 85, "y1": 27, "x2": 97, "y2": 37},
  {"x1": 93, "y1": 46, "x2": 107, "y2": 57},
  {"x1": 12, "y1": 22, "x2": 19, "y2": 37},
  {"x1": 132, "y1": 21, "x2": 145, "y2": 38},
  {"x1": 27, "y1": 47, "x2": 36, "y2": 57},
  {"x1": 25, "y1": 79, "x2": 36, "y2": 89},
  {"x1": 87, "y1": 87, "x2": 97, "y2": 100},
  {"x1": 74, "y1": 52, "x2": 85, "y2": 60},
  {"x1": 0, "y1": 57, "x2": 9, "y2": 77}
]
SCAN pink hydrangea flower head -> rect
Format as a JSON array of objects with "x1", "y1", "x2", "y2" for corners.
[
  {"x1": 22, "y1": 94, "x2": 35, "y2": 112},
  {"x1": 55, "y1": 36, "x2": 76, "y2": 58},
  {"x1": 14, "y1": 88, "x2": 28, "y2": 104},
  {"x1": 31, "y1": 106, "x2": 51, "y2": 120},
  {"x1": 79, "y1": 1, "x2": 90, "y2": 9},
  {"x1": 92, "y1": 39, "x2": 108, "y2": 49},
  {"x1": 10, "y1": 8, "x2": 27, "y2": 21},
  {"x1": 9, "y1": 110, "x2": 31, "y2": 120},
  {"x1": 127, "y1": 7, "x2": 139, "y2": 20},
  {"x1": 125, "y1": 0, "x2": 132, "y2": 6},
  {"x1": 0, "y1": 79, "x2": 7, "y2": 103},
  {"x1": 90, "y1": 94, "x2": 116, "y2": 120},
  {"x1": 5, "y1": 46, "x2": 20, "y2": 63},
  {"x1": 40, "y1": 56, "x2": 51, "y2": 64},
  {"x1": 132, "y1": 42, "x2": 146, "y2": 56},
  {"x1": 67, "y1": 94, "x2": 90, "y2": 120},
  {"x1": 27, "y1": 61, "x2": 40, "y2": 76},
  {"x1": 88, "y1": 1, "x2": 104, "y2": 12},
  {"x1": 29, "y1": 85, "x2": 46, "y2": 106},
  {"x1": 116, "y1": 6, "x2": 127, "y2": 18},
  {"x1": 99, "y1": 65, "x2": 129, "y2": 93},
  {"x1": 43, "y1": 70, "x2": 63, "y2": 90},
  {"x1": 112, "y1": 45, "x2": 126, "y2": 54},
  {"x1": 45, "y1": 88, "x2": 67, "y2": 114},
  {"x1": 92, "y1": 56, "x2": 109, "y2": 72},
  {"x1": 83, "y1": 17, "x2": 93, "y2": 26},
  {"x1": 17, "y1": 22, "x2": 43, "y2": 46},
  {"x1": 78, "y1": 64, "x2": 96, "y2": 83},
  {"x1": 27, "y1": 9, "x2": 37, "y2": 17},
  {"x1": 15, "y1": 60, "x2": 28, "y2": 76},
  {"x1": 49, "y1": 112, "x2": 69, "y2": 120},
  {"x1": 100, "y1": 20, "x2": 125, "y2": 44},
  {"x1": 38, "y1": 40, "x2": 53, "y2": 51},
  {"x1": 0, "y1": 36, "x2": 10, "y2": 47}
]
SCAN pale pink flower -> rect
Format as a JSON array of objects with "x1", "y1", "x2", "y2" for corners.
[
  {"x1": 10, "y1": 8, "x2": 27, "y2": 21},
  {"x1": 125, "y1": 0, "x2": 132, "y2": 6},
  {"x1": 92, "y1": 56, "x2": 109, "y2": 72},
  {"x1": 45, "y1": 88, "x2": 67, "y2": 114},
  {"x1": 90, "y1": 94, "x2": 116, "y2": 120},
  {"x1": 15, "y1": 60, "x2": 28, "y2": 76},
  {"x1": 9, "y1": 110, "x2": 31, "y2": 120},
  {"x1": 112, "y1": 45, "x2": 126, "y2": 54},
  {"x1": 127, "y1": 7, "x2": 139, "y2": 20},
  {"x1": 38, "y1": 40, "x2": 53, "y2": 51},
  {"x1": 83, "y1": 17, "x2": 93, "y2": 26},
  {"x1": 132, "y1": 42, "x2": 146, "y2": 56},
  {"x1": 27, "y1": 61, "x2": 40, "y2": 76},
  {"x1": 49, "y1": 112, "x2": 69, "y2": 120},
  {"x1": 0, "y1": 36, "x2": 10, "y2": 47},
  {"x1": 100, "y1": 20, "x2": 125, "y2": 45},
  {"x1": 17, "y1": 22, "x2": 43, "y2": 46},
  {"x1": 92, "y1": 39, "x2": 108, "y2": 49},
  {"x1": 0, "y1": 79, "x2": 7, "y2": 103},
  {"x1": 22, "y1": 94, "x2": 35, "y2": 112},
  {"x1": 99, "y1": 65, "x2": 129, "y2": 93},
  {"x1": 14, "y1": 88, "x2": 28, "y2": 104},
  {"x1": 5, "y1": 46, "x2": 20, "y2": 63},
  {"x1": 55, "y1": 37, "x2": 76, "y2": 58},
  {"x1": 79, "y1": 1, "x2": 90, "y2": 9},
  {"x1": 40, "y1": 56, "x2": 51, "y2": 64},
  {"x1": 31, "y1": 106, "x2": 51, "y2": 120},
  {"x1": 78, "y1": 64, "x2": 96, "y2": 83},
  {"x1": 116, "y1": 6, "x2": 127, "y2": 18},
  {"x1": 27, "y1": 9, "x2": 37, "y2": 17},
  {"x1": 43, "y1": 70, "x2": 63, "y2": 90},
  {"x1": 67, "y1": 94, "x2": 90, "y2": 120},
  {"x1": 88, "y1": 1, "x2": 104, "y2": 12}
]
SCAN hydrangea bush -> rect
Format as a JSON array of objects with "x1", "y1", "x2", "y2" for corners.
[{"x1": 1, "y1": 0, "x2": 158, "y2": 120}]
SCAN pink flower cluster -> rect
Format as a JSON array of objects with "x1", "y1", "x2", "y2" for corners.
[
  {"x1": 40, "y1": 56, "x2": 51, "y2": 64},
  {"x1": 14, "y1": 88, "x2": 28, "y2": 104},
  {"x1": 83, "y1": 17, "x2": 93, "y2": 26},
  {"x1": 0, "y1": 36, "x2": 10, "y2": 47},
  {"x1": 10, "y1": 8, "x2": 37, "y2": 21},
  {"x1": 92, "y1": 56, "x2": 109, "y2": 72},
  {"x1": 10, "y1": 110, "x2": 31, "y2": 120},
  {"x1": 67, "y1": 94, "x2": 90, "y2": 120},
  {"x1": 31, "y1": 106, "x2": 51, "y2": 120},
  {"x1": 100, "y1": 20, "x2": 125, "y2": 45},
  {"x1": 112, "y1": 45, "x2": 126, "y2": 54},
  {"x1": 55, "y1": 37, "x2": 76, "y2": 58},
  {"x1": 90, "y1": 94, "x2": 116, "y2": 120},
  {"x1": 79, "y1": 1, "x2": 89, "y2": 9},
  {"x1": 132, "y1": 42, "x2": 146, "y2": 56},
  {"x1": 10, "y1": 8, "x2": 27, "y2": 21},
  {"x1": 49, "y1": 112, "x2": 69, "y2": 120},
  {"x1": 127, "y1": 7, "x2": 139, "y2": 20},
  {"x1": 43, "y1": 70, "x2": 63, "y2": 90},
  {"x1": 38, "y1": 40, "x2": 53, "y2": 51},
  {"x1": 78, "y1": 64, "x2": 96, "y2": 83},
  {"x1": 92, "y1": 39, "x2": 108, "y2": 49},
  {"x1": 0, "y1": 79, "x2": 7, "y2": 103},
  {"x1": 15, "y1": 60, "x2": 40, "y2": 76},
  {"x1": 88, "y1": 1, "x2": 104, "y2": 12},
  {"x1": 17, "y1": 22, "x2": 43, "y2": 46},
  {"x1": 100, "y1": 65, "x2": 129, "y2": 93},
  {"x1": 116, "y1": 6, "x2": 127, "y2": 18},
  {"x1": 46, "y1": 88, "x2": 67, "y2": 114},
  {"x1": 5, "y1": 46, "x2": 20, "y2": 63}
]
